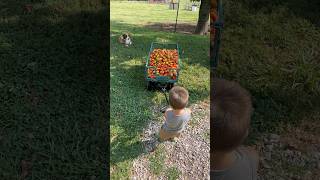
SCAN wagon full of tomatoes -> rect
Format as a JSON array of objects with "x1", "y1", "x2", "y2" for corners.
[{"x1": 145, "y1": 42, "x2": 181, "y2": 90}]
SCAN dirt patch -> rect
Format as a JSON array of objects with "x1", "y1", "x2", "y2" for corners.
[{"x1": 144, "y1": 23, "x2": 198, "y2": 34}]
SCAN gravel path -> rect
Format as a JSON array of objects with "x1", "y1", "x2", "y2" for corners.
[
  {"x1": 257, "y1": 120, "x2": 320, "y2": 180},
  {"x1": 131, "y1": 102, "x2": 210, "y2": 179}
]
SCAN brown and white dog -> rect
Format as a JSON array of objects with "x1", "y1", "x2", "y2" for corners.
[{"x1": 118, "y1": 33, "x2": 132, "y2": 47}]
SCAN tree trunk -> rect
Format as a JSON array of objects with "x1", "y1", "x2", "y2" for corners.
[{"x1": 194, "y1": 0, "x2": 210, "y2": 35}]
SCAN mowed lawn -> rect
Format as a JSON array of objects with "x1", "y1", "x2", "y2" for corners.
[
  {"x1": 219, "y1": 0, "x2": 320, "y2": 138},
  {"x1": 110, "y1": 1, "x2": 209, "y2": 179},
  {"x1": 0, "y1": 0, "x2": 108, "y2": 179}
]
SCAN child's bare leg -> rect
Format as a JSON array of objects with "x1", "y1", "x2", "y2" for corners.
[
  {"x1": 159, "y1": 128, "x2": 172, "y2": 141},
  {"x1": 170, "y1": 132, "x2": 181, "y2": 142},
  {"x1": 176, "y1": 133, "x2": 181, "y2": 138}
]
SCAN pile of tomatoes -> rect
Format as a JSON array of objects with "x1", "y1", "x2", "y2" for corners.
[{"x1": 147, "y1": 49, "x2": 178, "y2": 80}]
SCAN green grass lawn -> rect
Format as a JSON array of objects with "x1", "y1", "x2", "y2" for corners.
[
  {"x1": 219, "y1": 0, "x2": 320, "y2": 139},
  {"x1": 110, "y1": 1, "x2": 209, "y2": 179},
  {"x1": 111, "y1": 0, "x2": 199, "y2": 25},
  {"x1": 0, "y1": 0, "x2": 108, "y2": 179}
]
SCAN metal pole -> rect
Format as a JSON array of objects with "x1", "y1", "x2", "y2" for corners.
[{"x1": 174, "y1": 0, "x2": 180, "y2": 33}]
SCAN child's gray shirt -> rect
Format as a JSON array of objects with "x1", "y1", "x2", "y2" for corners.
[
  {"x1": 162, "y1": 109, "x2": 191, "y2": 133},
  {"x1": 211, "y1": 147, "x2": 258, "y2": 180}
]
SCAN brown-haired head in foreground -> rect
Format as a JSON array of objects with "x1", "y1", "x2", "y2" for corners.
[
  {"x1": 169, "y1": 86, "x2": 189, "y2": 110},
  {"x1": 211, "y1": 78, "x2": 252, "y2": 152}
]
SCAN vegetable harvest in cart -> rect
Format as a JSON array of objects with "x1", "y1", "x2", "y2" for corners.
[{"x1": 147, "y1": 49, "x2": 179, "y2": 80}]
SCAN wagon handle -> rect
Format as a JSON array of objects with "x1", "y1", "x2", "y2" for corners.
[
  {"x1": 161, "y1": 87, "x2": 169, "y2": 105},
  {"x1": 160, "y1": 87, "x2": 169, "y2": 113}
]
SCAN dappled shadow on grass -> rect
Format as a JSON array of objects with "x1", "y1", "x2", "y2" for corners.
[{"x1": 0, "y1": 3, "x2": 108, "y2": 179}]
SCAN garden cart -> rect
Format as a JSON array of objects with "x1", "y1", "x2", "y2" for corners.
[{"x1": 145, "y1": 42, "x2": 182, "y2": 112}]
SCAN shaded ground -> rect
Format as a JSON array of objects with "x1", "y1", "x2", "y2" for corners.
[
  {"x1": 145, "y1": 23, "x2": 197, "y2": 34},
  {"x1": 145, "y1": 22, "x2": 211, "y2": 35},
  {"x1": 131, "y1": 101, "x2": 210, "y2": 179},
  {"x1": 0, "y1": 1, "x2": 108, "y2": 179},
  {"x1": 255, "y1": 114, "x2": 320, "y2": 180}
]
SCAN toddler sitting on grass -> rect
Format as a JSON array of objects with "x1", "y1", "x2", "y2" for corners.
[
  {"x1": 211, "y1": 78, "x2": 259, "y2": 180},
  {"x1": 159, "y1": 86, "x2": 191, "y2": 142}
]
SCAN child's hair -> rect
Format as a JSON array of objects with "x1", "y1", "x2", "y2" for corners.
[
  {"x1": 211, "y1": 78, "x2": 253, "y2": 152},
  {"x1": 169, "y1": 86, "x2": 189, "y2": 110}
]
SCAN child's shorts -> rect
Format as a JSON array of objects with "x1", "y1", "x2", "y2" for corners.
[{"x1": 159, "y1": 127, "x2": 181, "y2": 141}]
